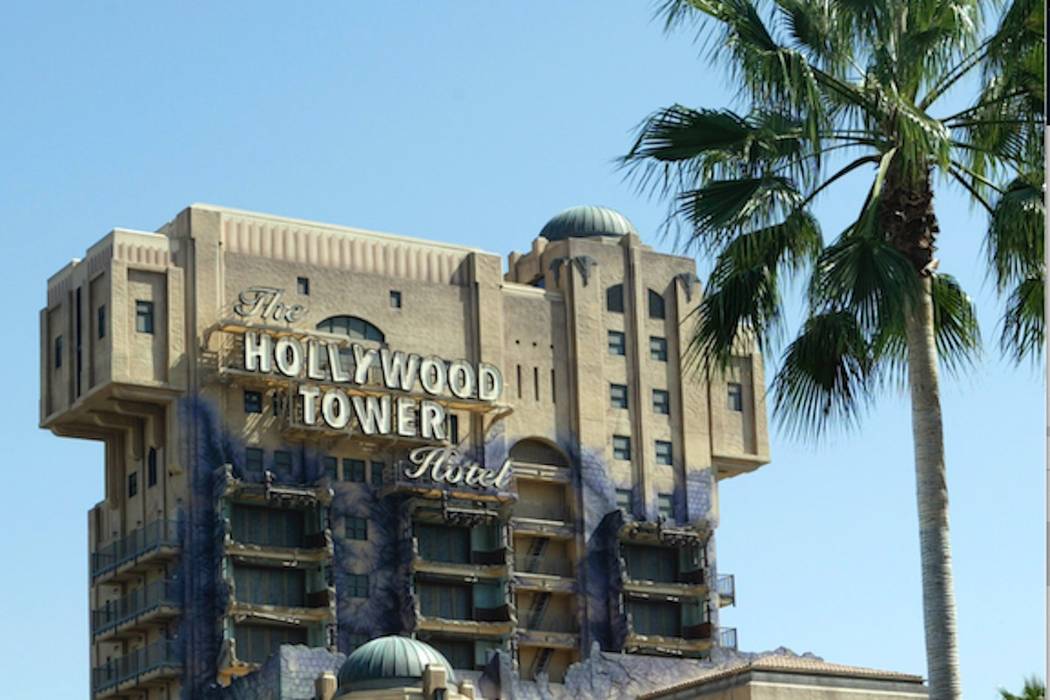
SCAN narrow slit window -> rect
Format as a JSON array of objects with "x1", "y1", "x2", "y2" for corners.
[
  {"x1": 297, "y1": 276, "x2": 310, "y2": 295},
  {"x1": 533, "y1": 367, "x2": 540, "y2": 401},
  {"x1": 728, "y1": 383, "x2": 744, "y2": 412},
  {"x1": 135, "y1": 300, "x2": 154, "y2": 334},
  {"x1": 516, "y1": 365, "x2": 522, "y2": 399},
  {"x1": 97, "y1": 304, "x2": 106, "y2": 339}
]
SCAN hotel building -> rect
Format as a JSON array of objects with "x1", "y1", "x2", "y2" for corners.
[{"x1": 40, "y1": 203, "x2": 770, "y2": 699}]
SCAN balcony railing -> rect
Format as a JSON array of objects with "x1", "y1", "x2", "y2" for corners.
[
  {"x1": 514, "y1": 554, "x2": 573, "y2": 577},
  {"x1": 718, "y1": 626, "x2": 738, "y2": 649},
  {"x1": 91, "y1": 520, "x2": 180, "y2": 580},
  {"x1": 91, "y1": 639, "x2": 180, "y2": 692},
  {"x1": 92, "y1": 580, "x2": 180, "y2": 636},
  {"x1": 513, "y1": 502, "x2": 569, "y2": 522},
  {"x1": 716, "y1": 574, "x2": 735, "y2": 603},
  {"x1": 519, "y1": 616, "x2": 577, "y2": 634}
]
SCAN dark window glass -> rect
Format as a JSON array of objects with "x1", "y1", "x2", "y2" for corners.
[
  {"x1": 322, "y1": 456, "x2": 338, "y2": 481},
  {"x1": 343, "y1": 458, "x2": 366, "y2": 482},
  {"x1": 728, "y1": 382, "x2": 744, "y2": 411},
  {"x1": 418, "y1": 581, "x2": 471, "y2": 620},
  {"x1": 234, "y1": 623, "x2": 307, "y2": 664},
  {"x1": 623, "y1": 544, "x2": 678, "y2": 583},
  {"x1": 608, "y1": 330, "x2": 626, "y2": 356},
  {"x1": 127, "y1": 472, "x2": 138, "y2": 498},
  {"x1": 135, "y1": 300, "x2": 154, "y2": 334},
  {"x1": 297, "y1": 276, "x2": 310, "y2": 295},
  {"x1": 650, "y1": 336, "x2": 668, "y2": 362},
  {"x1": 615, "y1": 488, "x2": 632, "y2": 511},
  {"x1": 233, "y1": 565, "x2": 306, "y2": 606},
  {"x1": 231, "y1": 504, "x2": 307, "y2": 548},
  {"x1": 97, "y1": 304, "x2": 106, "y2": 339},
  {"x1": 370, "y1": 461, "x2": 384, "y2": 486},
  {"x1": 345, "y1": 516, "x2": 368, "y2": 541},
  {"x1": 628, "y1": 599, "x2": 681, "y2": 637},
  {"x1": 447, "y1": 414, "x2": 459, "y2": 444},
  {"x1": 244, "y1": 390, "x2": 263, "y2": 414},
  {"x1": 316, "y1": 315, "x2": 384, "y2": 342},
  {"x1": 653, "y1": 389, "x2": 670, "y2": 415},
  {"x1": 658, "y1": 494, "x2": 674, "y2": 520},
  {"x1": 54, "y1": 335, "x2": 63, "y2": 369},
  {"x1": 655, "y1": 440, "x2": 673, "y2": 465},
  {"x1": 147, "y1": 448, "x2": 158, "y2": 487},
  {"x1": 417, "y1": 523, "x2": 470, "y2": 564},
  {"x1": 612, "y1": 435, "x2": 631, "y2": 461},
  {"x1": 245, "y1": 448, "x2": 264, "y2": 473},
  {"x1": 428, "y1": 638, "x2": 474, "y2": 671},
  {"x1": 648, "y1": 289, "x2": 666, "y2": 319},
  {"x1": 389, "y1": 290, "x2": 402, "y2": 308},
  {"x1": 347, "y1": 574, "x2": 369, "y2": 597},
  {"x1": 610, "y1": 383, "x2": 628, "y2": 409},
  {"x1": 606, "y1": 284, "x2": 624, "y2": 313},
  {"x1": 274, "y1": 450, "x2": 292, "y2": 475}
]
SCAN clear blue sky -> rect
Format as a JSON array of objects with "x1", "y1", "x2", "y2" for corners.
[{"x1": 0, "y1": 3, "x2": 1042, "y2": 698}]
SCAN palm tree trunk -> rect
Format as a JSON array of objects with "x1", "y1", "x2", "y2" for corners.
[{"x1": 904, "y1": 276, "x2": 962, "y2": 700}]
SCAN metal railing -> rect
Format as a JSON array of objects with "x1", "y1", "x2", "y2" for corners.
[
  {"x1": 91, "y1": 520, "x2": 180, "y2": 579},
  {"x1": 718, "y1": 626, "x2": 738, "y2": 650},
  {"x1": 513, "y1": 501, "x2": 569, "y2": 522},
  {"x1": 514, "y1": 554, "x2": 573, "y2": 577},
  {"x1": 92, "y1": 580, "x2": 180, "y2": 636},
  {"x1": 91, "y1": 639, "x2": 180, "y2": 692},
  {"x1": 716, "y1": 574, "x2": 735, "y2": 602}
]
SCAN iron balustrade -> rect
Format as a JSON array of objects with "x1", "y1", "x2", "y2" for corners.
[
  {"x1": 716, "y1": 574, "x2": 735, "y2": 601},
  {"x1": 718, "y1": 626, "x2": 738, "y2": 649},
  {"x1": 91, "y1": 639, "x2": 180, "y2": 692},
  {"x1": 514, "y1": 554, "x2": 573, "y2": 577},
  {"x1": 92, "y1": 580, "x2": 180, "y2": 636},
  {"x1": 91, "y1": 520, "x2": 180, "y2": 579}
]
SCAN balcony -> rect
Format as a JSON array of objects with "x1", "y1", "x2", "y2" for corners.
[
  {"x1": 91, "y1": 520, "x2": 180, "y2": 583},
  {"x1": 92, "y1": 580, "x2": 180, "y2": 641},
  {"x1": 719, "y1": 626, "x2": 738, "y2": 650},
  {"x1": 91, "y1": 640, "x2": 180, "y2": 697},
  {"x1": 623, "y1": 602, "x2": 714, "y2": 658},
  {"x1": 514, "y1": 554, "x2": 572, "y2": 578},
  {"x1": 716, "y1": 574, "x2": 735, "y2": 607}
]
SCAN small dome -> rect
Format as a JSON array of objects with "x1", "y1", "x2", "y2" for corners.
[
  {"x1": 539, "y1": 205, "x2": 638, "y2": 241},
  {"x1": 337, "y1": 636, "x2": 456, "y2": 691}
]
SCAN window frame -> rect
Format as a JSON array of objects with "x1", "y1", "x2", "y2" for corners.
[
  {"x1": 296, "y1": 276, "x2": 310, "y2": 295},
  {"x1": 97, "y1": 304, "x2": 106, "y2": 339},
  {"x1": 606, "y1": 284, "x2": 625, "y2": 313},
  {"x1": 389, "y1": 290, "x2": 402, "y2": 308},
  {"x1": 610, "y1": 383, "x2": 629, "y2": 409},
  {"x1": 243, "y1": 390, "x2": 263, "y2": 414},
  {"x1": 135, "y1": 300, "x2": 155, "y2": 334},
  {"x1": 54, "y1": 335, "x2": 63, "y2": 369},
  {"x1": 343, "y1": 458, "x2": 367, "y2": 483},
  {"x1": 648, "y1": 289, "x2": 666, "y2": 319},
  {"x1": 728, "y1": 382, "x2": 744, "y2": 412},
  {"x1": 655, "y1": 440, "x2": 673, "y2": 466},
  {"x1": 649, "y1": 336, "x2": 668, "y2": 362},
  {"x1": 345, "y1": 516, "x2": 368, "y2": 541},
  {"x1": 607, "y1": 330, "x2": 626, "y2": 356},
  {"x1": 612, "y1": 435, "x2": 631, "y2": 461},
  {"x1": 245, "y1": 447, "x2": 264, "y2": 474},
  {"x1": 652, "y1": 389, "x2": 670, "y2": 415}
]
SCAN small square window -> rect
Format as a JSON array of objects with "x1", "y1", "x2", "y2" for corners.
[
  {"x1": 649, "y1": 336, "x2": 668, "y2": 362},
  {"x1": 610, "y1": 384, "x2": 629, "y2": 409},
  {"x1": 97, "y1": 304, "x2": 106, "y2": 339},
  {"x1": 274, "y1": 450, "x2": 292, "y2": 475},
  {"x1": 657, "y1": 493, "x2": 674, "y2": 520},
  {"x1": 615, "y1": 488, "x2": 632, "y2": 511},
  {"x1": 127, "y1": 472, "x2": 138, "y2": 498},
  {"x1": 728, "y1": 382, "x2": 744, "y2": 411},
  {"x1": 135, "y1": 300, "x2": 154, "y2": 334},
  {"x1": 54, "y1": 335, "x2": 63, "y2": 369},
  {"x1": 371, "y1": 461, "x2": 385, "y2": 486},
  {"x1": 245, "y1": 447, "x2": 264, "y2": 473},
  {"x1": 608, "y1": 331, "x2": 626, "y2": 356},
  {"x1": 322, "y1": 456, "x2": 338, "y2": 481},
  {"x1": 612, "y1": 435, "x2": 631, "y2": 461},
  {"x1": 297, "y1": 276, "x2": 310, "y2": 295},
  {"x1": 652, "y1": 389, "x2": 670, "y2": 415},
  {"x1": 347, "y1": 573, "x2": 369, "y2": 597},
  {"x1": 655, "y1": 440, "x2": 673, "y2": 466},
  {"x1": 243, "y1": 390, "x2": 263, "y2": 414},
  {"x1": 346, "y1": 516, "x2": 368, "y2": 541},
  {"x1": 343, "y1": 458, "x2": 366, "y2": 483},
  {"x1": 390, "y1": 290, "x2": 402, "y2": 309}
]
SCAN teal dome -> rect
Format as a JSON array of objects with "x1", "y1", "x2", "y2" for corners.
[
  {"x1": 337, "y1": 636, "x2": 456, "y2": 691},
  {"x1": 539, "y1": 205, "x2": 637, "y2": 241}
]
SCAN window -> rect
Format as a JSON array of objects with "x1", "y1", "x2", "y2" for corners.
[
  {"x1": 429, "y1": 638, "x2": 475, "y2": 672},
  {"x1": 231, "y1": 504, "x2": 307, "y2": 548},
  {"x1": 316, "y1": 315, "x2": 384, "y2": 342},
  {"x1": 628, "y1": 599, "x2": 681, "y2": 637},
  {"x1": 653, "y1": 389, "x2": 670, "y2": 415},
  {"x1": 608, "y1": 330, "x2": 626, "y2": 356},
  {"x1": 447, "y1": 414, "x2": 460, "y2": 444},
  {"x1": 127, "y1": 472, "x2": 138, "y2": 498},
  {"x1": 347, "y1": 574, "x2": 369, "y2": 597},
  {"x1": 612, "y1": 435, "x2": 631, "y2": 461},
  {"x1": 272, "y1": 392, "x2": 283, "y2": 417},
  {"x1": 345, "y1": 516, "x2": 368, "y2": 541},
  {"x1": 54, "y1": 335, "x2": 63, "y2": 369},
  {"x1": 371, "y1": 461, "x2": 384, "y2": 486},
  {"x1": 243, "y1": 390, "x2": 263, "y2": 414},
  {"x1": 650, "y1": 336, "x2": 668, "y2": 362},
  {"x1": 389, "y1": 290, "x2": 402, "y2": 308},
  {"x1": 147, "y1": 448, "x2": 157, "y2": 487},
  {"x1": 623, "y1": 544, "x2": 678, "y2": 583},
  {"x1": 417, "y1": 581, "x2": 471, "y2": 620},
  {"x1": 606, "y1": 284, "x2": 624, "y2": 313},
  {"x1": 322, "y1": 456, "x2": 338, "y2": 481},
  {"x1": 233, "y1": 565, "x2": 306, "y2": 606},
  {"x1": 245, "y1": 448, "x2": 264, "y2": 473},
  {"x1": 657, "y1": 493, "x2": 674, "y2": 520},
  {"x1": 135, "y1": 300, "x2": 154, "y2": 334},
  {"x1": 728, "y1": 382, "x2": 744, "y2": 411},
  {"x1": 655, "y1": 440, "x2": 673, "y2": 466},
  {"x1": 343, "y1": 458, "x2": 366, "y2": 482},
  {"x1": 417, "y1": 523, "x2": 470, "y2": 564},
  {"x1": 610, "y1": 383, "x2": 629, "y2": 409},
  {"x1": 235, "y1": 623, "x2": 307, "y2": 664},
  {"x1": 297, "y1": 276, "x2": 310, "y2": 295},
  {"x1": 648, "y1": 289, "x2": 666, "y2": 319},
  {"x1": 274, "y1": 450, "x2": 292, "y2": 475},
  {"x1": 616, "y1": 488, "x2": 632, "y2": 511},
  {"x1": 97, "y1": 304, "x2": 106, "y2": 339}
]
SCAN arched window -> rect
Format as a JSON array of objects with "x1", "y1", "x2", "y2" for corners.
[
  {"x1": 316, "y1": 315, "x2": 385, "y2": 342},
  {"x1": 606, "y1": 284, "x2": 624, "y2": 313},
  {"x1": 509, "y1": 438, "x2": 569, "y2": 468},
  {"x1": 648, "y1": 289, "x2": 666, "y2": 319}
]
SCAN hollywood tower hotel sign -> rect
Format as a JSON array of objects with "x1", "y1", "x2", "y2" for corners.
[{"x1": 233, "y1": 285, "x2": 511, "y2": 488}]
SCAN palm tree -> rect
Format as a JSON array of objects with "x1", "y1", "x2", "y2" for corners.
[
  {"x1": 1001, "y1": 678, "x2": 1047, "y2": 700},
  {"x1": 622, "y1": 1, "x2": 1044, "y2": 698}
]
